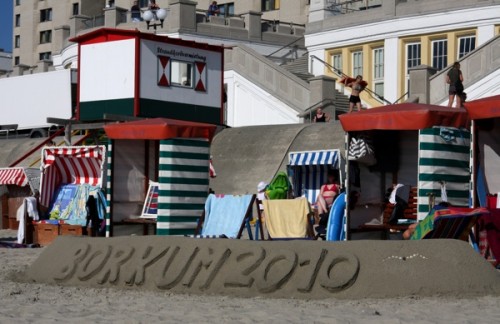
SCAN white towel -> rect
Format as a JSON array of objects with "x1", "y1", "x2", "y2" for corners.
[
  {"x1": 25, "y1": 197, "x2": 39, "y2": 221},
  {"x1": 16, "y1": 198, "x2": 40, "y2": 244},
  {"x1": 497, "y1": 193, "x2": 500, "y2": 208},
  {"x1": 389, "y1": 184, "x2": 404, "y2": 204}
]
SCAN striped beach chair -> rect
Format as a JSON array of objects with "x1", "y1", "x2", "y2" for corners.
[{"x1": 411, "y1": 206, "x2": 489, "y2": 241}]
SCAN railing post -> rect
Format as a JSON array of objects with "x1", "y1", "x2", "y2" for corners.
[{"x1": 408, "y1": 65, "x2": 437, "y2": 104}]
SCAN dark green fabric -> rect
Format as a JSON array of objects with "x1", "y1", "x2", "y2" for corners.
[{"x1": 266, "y1": 171, "x2": 291, "y2": 200}]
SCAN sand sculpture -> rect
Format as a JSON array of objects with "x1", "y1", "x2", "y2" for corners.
[{"x1": 25, "y1": 236, "x2": 500, "y2": 299}]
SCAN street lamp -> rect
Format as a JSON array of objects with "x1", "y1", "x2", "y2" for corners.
[{"x1": 143, "y1": 8, "x2": 168, "y2": 31}]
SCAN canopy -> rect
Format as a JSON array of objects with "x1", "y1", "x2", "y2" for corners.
[
  {"x1": 104, "y1": 118, "x2": 217, "y2": 141},
  {"x1": 0, "y1": 167, "x2": 29, "y2": 187},
  {"x1": 289, "y1": 150, "x2": 339, "y2": 167},
  {"x1": 339, "y1": 103, "x2": 468, "y2": 131},
  {"x1": 463, "y1": 95, "x2": 500, "y2": 120}
]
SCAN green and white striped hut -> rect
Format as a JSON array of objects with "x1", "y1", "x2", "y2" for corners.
[
  {"x1": 417, "y1": 127, "x2": 471, "y2": 220},
  {"x1": 103, "y1": 118, "x2": 216, "y2": 237}
]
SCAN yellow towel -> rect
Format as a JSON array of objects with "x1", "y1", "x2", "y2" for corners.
[{"x1": 263, "y1": 198, "x2": 310, "y2": 238}]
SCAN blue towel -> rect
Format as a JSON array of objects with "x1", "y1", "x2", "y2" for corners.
[{"x1": 202, "y1": 194, "x2": 253, "y2": 238}]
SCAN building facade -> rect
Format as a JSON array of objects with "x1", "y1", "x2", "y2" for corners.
[
  {"x1": 306, "y1": 0, "x2": 500, "y2": 107},
  {"x1": 12, "y1": 0, "x2": 103, "y2": 68},
  {"x1": 0, "y1": 50, "x2": 12, "y2": 75}
]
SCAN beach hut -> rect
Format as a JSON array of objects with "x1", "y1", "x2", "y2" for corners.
[
  {"x1": 0, "y1": 167, "x2": 40, "y2": 230},
  {"x1": 103, "y1": 118, "x2": 217, "y2": 237},
  {"x1": 338, "y1": 103, "x2": 469, "y2": 239},
  {"x1": 464, "y1": 95, "x2": 500, "y2": 207},
  {"x1": 287, "y1": 149, "x2": 344, "y2": 205}
]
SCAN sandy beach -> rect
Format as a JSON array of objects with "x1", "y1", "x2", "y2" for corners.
[{"x1": 0, "y1": 230, "x2": 498, "y2": 323}]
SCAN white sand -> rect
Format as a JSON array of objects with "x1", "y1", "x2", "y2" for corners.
[{"x1": 1, "y1": 229, "x2": 499, "y2": 323}]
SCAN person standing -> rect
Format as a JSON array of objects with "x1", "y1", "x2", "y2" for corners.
[
  {"x1": 446, "y1": 62, "x2": 464, "y2": 108},
  {"x1": 347, "y1": 75, "x2": 365, "y2": 113},
  {"x1": 131, "y1": 1, "x2": 141, "y2": 22}
]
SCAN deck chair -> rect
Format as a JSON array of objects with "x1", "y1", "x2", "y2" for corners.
[
  {"x1": 411, "y1": 206, "x2": 489, "y2": 240},
  {"x1": 194, "y1": 194, "x2": 256, "y2": 239},
  {"x1": 262, "y1": 197, "x2": 315, "y2": 239},
  {"x1": 266, "y1": 171, "x2": 292, "y2": 200}
]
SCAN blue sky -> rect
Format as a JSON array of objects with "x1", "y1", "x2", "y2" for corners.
[{"x1": 0, "y1": 0, "x2": 13, "y2": 52}]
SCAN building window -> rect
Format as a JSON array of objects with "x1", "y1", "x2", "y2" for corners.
[
  {"x1": 15, "y1": 14, "x2": 20, "y2": 27},
  {"x1": 139, "y1": 0, "x2": 148, "y2": 7},
  {"x1": 406, "y1": 42, "x2": 421, "y2": 73},
  {"x1": 14, "y1": 56, "x2": 20, "y2": 65},
  {"x1": 40, "y1": 8, "x2": 52, "y2": 22},
  {"x1": 373, "y1": 48, "x2": 384, "y2": 98},
  {"x1": 352, "y1": 51, "x2": 363, "y2": 77},
  {"x1": 262, "y1": 0, "x2": 280, "y2": 11},
  {"x1": 331, "y1": 53, "x2": 342, "y2": 74},
  {"x1": 39, "y1": 52, "x2": 52, "y2": 61},
  {"x1": 171, "y1": 60, "x2": 193, "y2": 88},
  {"x1": 458, "y1": 36, "x2": 476, "y2": 59},
  {"x1": 72, "y1": 3, "x2": 79, "y2": 15},
  {"x1": 39, "y1": 30, "x2": 52, "y2": 44},
  {"x1": 432, "y1": 39, "x2": 448, "y2": 71},
  {"x1": 16, "y1": 0, "x2": 20, "y2": 6},
  {"x1": 15, "y1": 35, "x2": 20, "y2": 48},
  {"x1": 218, "y1": 2, "x2": 235, "y2": 17}
]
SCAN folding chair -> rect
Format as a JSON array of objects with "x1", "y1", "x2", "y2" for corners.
[
  {"x1": 194, "y1": 194, "x2": 256, "y2": 239},
  {"x1": 261, "y1": 197, "x2": 315, "y2": 240}
]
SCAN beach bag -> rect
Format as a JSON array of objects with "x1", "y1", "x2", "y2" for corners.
[{"x1": 348, "y1": 134, "x2": 377, "y2": 166}]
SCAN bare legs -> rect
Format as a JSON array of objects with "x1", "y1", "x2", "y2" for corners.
[{"x1": 348, "y1": 102, "x2": 362, "y2": 113}]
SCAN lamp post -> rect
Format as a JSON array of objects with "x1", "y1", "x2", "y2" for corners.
[{"x1": 143, "y1": 8, "x2": 168, "y2": 32}]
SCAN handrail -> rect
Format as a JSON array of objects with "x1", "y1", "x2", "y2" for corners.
[
  {"x1": 9, "y1": 127, "x2": 66, "y2": 167},
  {"x1": 265, "y1": 36, "x2": 304, "y2": 58},
  {"x1": 297, "y1": 99, "x2": 336, "y2": 120},
  {"x1": 393, "y1": 91, "x2": 409, "y2": 104},
  {"x1": 310, "y1": 55, "x2": 393, "y2": 105}
]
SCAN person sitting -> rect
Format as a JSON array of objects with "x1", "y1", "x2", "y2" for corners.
[
  {"x1": 131, "y1": 1, "x2": 141, "y2": 22},
  {"x1": 207, "y1": 1, "x2": 220, "y2": 17},
  {"x1": 149, "y1": 0, "x2": 159, "y2": 10},
  {"x1": 313, "y1": 107, "x2": 331, "y2": 123},
  {"x1": 316, "y1": 172, "x2": 340, "y2": 216}
]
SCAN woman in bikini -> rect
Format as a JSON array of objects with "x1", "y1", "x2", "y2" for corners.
[
  {"x1": 316, "y1": 172, "x2": 340, "y2": 216},
  {"x1": 347, "y1": 75, "x2": 365, "y2": 113}
]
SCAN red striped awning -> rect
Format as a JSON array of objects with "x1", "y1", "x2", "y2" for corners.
[
  {"x1": 40, "y1": 146, "x2": 106, "y2": 208},
  {"x1": 0, "y1": 168, "x2": 28, "y2": 187}
]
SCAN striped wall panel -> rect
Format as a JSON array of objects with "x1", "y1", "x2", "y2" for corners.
[
  {"x1": 156, "y1": 138, "x2": 210, "y2": 236},
  {"x1": 105, "y1": 140, "x2": 113, "y2": 238},
  {"x1": 417, "y1": 127, "x2": 471, "y2": 220}
]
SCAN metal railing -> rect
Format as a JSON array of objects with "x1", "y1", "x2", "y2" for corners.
[
  {"x1": 82, "y1": 15, "x2": 105, "y2": 29},
  {"x1": 298, "y1": 99, "x2": 336, "y2": 121},
  {"x1": 265, "y1": 36, "x2": 304, "y2": 58},
  {"x1": 310, "y1": 55, "x2": 392, "y2": 105}
]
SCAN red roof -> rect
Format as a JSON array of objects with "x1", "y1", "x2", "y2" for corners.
[
  {"x1": 339, "y1": 103, "x2": 468, "y2": 131},
  {"x1": 69, "y1": 28, "x2": 224, "y2": 52},
  {"x1": 104, "y1": 118, "x2": 217, "y2": 140},
  {"x1": 463, "y1": 95, "x2": 500, "y2": 120}
]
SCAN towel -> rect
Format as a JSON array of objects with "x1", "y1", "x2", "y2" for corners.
[
  {"x1": 202, "y1": 194, "x2": 253, "y2": 238},
  {"x1": 16, "y1": 197, "x2": 39, "y2": 244},
  {"x1": 263, "y1": 198, "x2": 310, "y2": 238},
  {"x1": 389, "y1": 184, "x2": 404, "y2": 204}
]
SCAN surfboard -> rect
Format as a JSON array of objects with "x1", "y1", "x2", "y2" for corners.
[{"x1": 326, "y1": 192, "x2": 346, "y2": 241}]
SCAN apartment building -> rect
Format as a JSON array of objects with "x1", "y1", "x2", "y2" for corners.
[{"x1": 12, "y1": 0, "x2": 103, "y2": 68}]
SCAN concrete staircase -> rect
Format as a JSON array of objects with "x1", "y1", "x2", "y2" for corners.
[{"x1": 281, "y1": 54, "x2": 351, "y2": 114}]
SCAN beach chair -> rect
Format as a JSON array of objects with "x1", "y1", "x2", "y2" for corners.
[
  {"x1": 411, "y1": 206, "x2": 489, "y2": 241},
  {"x1": 262, "y1": 197, "x2": 315, "y2": 240},
  {"x1": 266, "y1": 171, "x2": 292, "y2": 200},
  {"x1": 194, "y1": 194, "x2": 256, "y2": 239}
]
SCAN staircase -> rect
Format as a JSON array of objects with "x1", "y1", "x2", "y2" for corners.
[{"x1": 281, "y1": 54, "x2": 351, "y2": 114}]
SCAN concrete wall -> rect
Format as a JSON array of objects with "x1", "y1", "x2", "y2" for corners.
[{"x1": 225, "y1": 45, "x2": 310, "y2": 119}]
